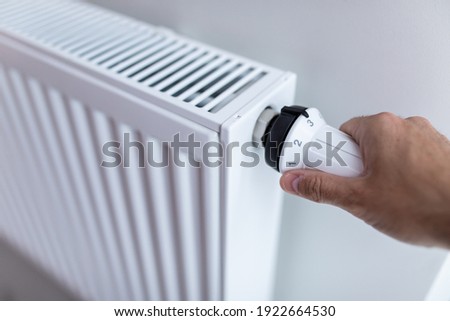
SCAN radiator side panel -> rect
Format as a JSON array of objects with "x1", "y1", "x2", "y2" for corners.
[{"x1": 221, "y1": 74, "x2": 297, "y2": 300}]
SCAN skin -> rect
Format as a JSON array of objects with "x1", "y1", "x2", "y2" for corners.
[{"x1": 280, "y1": 112, "x2": 450, "y2": 248}]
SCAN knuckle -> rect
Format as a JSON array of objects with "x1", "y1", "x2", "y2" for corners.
[
  {"x1": 406, "y1": 116, "x2": 431, "y2": 126},
  {"x1": 301, "y1": 175, "x2": 323, "y2": 203},
  {"x1": 375, "y1": 112, "x2": 399, "y2": 123},
  {"x1": 368, "y1": 112, "x2": 401, "y2": 136}
]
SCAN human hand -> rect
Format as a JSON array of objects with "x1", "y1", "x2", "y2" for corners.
[{"x1": 280, "y1": 112, "x2": 450, "y2": 248}]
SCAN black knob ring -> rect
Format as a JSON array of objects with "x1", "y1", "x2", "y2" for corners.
[{"x1": 263, "y1": 106, "x2": 309, "y2": 172}]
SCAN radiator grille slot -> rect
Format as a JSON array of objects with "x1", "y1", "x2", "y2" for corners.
[{"x1": 0, "y1": 0, "x2": 267, "y2": 113}]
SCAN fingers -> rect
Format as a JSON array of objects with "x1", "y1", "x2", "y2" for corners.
[
  {"x1": 339, "y1": 116, "x2": 367, "y2": 141},
  {"x1": 405, "y1": 116, "x2": 448, "y2": 144},
  {"x1": 340, "y1": 112, "x2": 402, "y2": 143},
  {"x1": 342, "y1": 113, "x2": 430, "y2": 139},
  {"x1": 280, "y1": 169, "x2": 363, "y2": 211}
]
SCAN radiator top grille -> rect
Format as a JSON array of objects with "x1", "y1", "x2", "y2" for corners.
[{"x1": 0, "y1": 0, "x2": 268, "y2": 114}]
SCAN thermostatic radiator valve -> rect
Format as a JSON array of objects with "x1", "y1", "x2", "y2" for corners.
[{"x1": 254, "y1": 106, "x2": 364, "y2": 177}]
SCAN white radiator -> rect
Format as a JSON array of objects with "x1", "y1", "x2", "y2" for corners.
[{"x1": 0, "y1": 0, "x2": 296, "y2": 300}]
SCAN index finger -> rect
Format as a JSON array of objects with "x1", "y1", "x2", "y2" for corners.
[{"x1": 339, "y1": 116, "x2": 368, "y2": 144}]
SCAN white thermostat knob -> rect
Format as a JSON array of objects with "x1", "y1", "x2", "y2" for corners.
[{"x1": 256, "y1": 106, "x2": 363, "y2": 177}]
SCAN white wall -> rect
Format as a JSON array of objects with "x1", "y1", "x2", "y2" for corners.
[
  {"x1": 0, "y1": 239, "x2": 74, "y2": 300},
  {"x1": 88, "y1": 0, "x2": 450, "y2": 300}
]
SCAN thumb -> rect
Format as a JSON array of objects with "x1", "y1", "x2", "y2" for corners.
[{"x1": 280, "y1": 169, "x2": 362, "y2": 210}]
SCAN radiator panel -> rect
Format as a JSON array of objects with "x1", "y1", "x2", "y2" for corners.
[
  {"x1": 0, "y1": 0, "x2": 295, "y2": 300},
  {"x1": 0, "y1": 64, "x2": 221, "y2": 300}
]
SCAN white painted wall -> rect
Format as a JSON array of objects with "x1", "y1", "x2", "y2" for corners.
[{"x1": 88, "y1": 0, "x2": 450, "y2": 299}]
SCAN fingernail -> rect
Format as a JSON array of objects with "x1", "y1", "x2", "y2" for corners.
[
  {"x1": 291, "y1": 176, "x2": 302, "y2": 194},
  {"x1": 282, "y1": 174, "x2": 303, "y2": 195}
]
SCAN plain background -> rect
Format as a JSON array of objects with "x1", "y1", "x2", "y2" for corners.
[{"x1": 80, "y1": 0, "x2": 450, "y2": 299}]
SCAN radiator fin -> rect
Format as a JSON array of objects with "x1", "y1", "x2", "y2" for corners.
[{"x1": 0, "y1": 0, "x2": 267, "y2": 113}]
